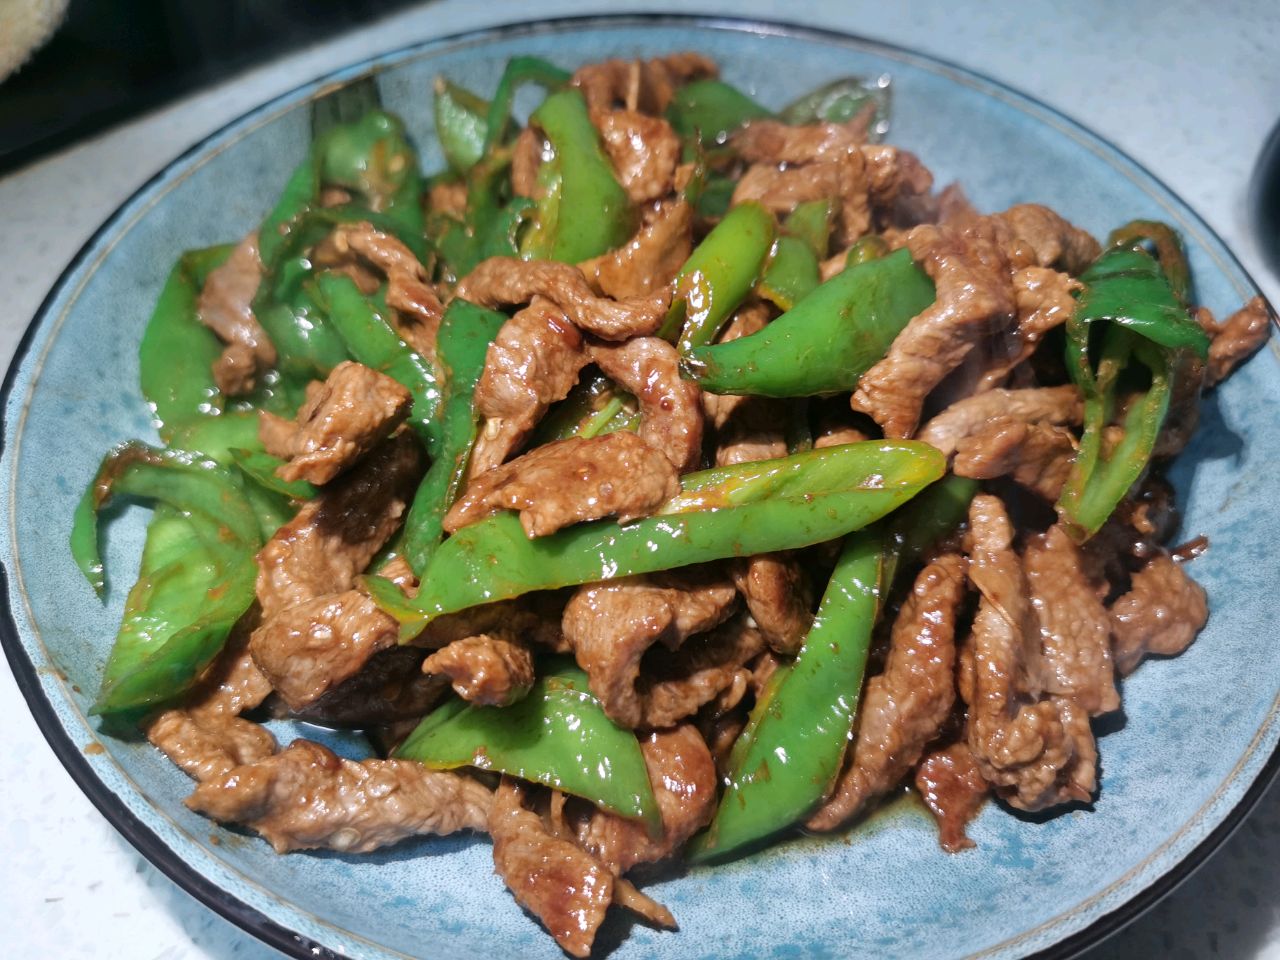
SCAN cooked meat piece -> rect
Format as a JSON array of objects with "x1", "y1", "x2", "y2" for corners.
[
  {"x1": 992, "y1": 204, "x2": 1101, "y2": 276},
  {"x1": 471, "y1": 298, "x2": 588, "y2": 476},
  {"x1": 429, "y1": 177, "x2": 468, "y2": 218},
  {"x1": 445, "y1": 432, "x2": 679, "y2": 537},
  {"x1": 324, "y1": 220, "x2": 427, "y2": 282},
  {"x1": 249, "y1": 590, "x2": 399, "y2": 710},
  {"x1": 962, "y1": 495, "x2": 1096, "y2": 811},
  {"x1": 1024, "y1": 525, "x2": 1120, "y2": 715},
  {"x1": 257, "y1": 361, "x2": 412, "y2": 485},
  {"x1": 594, "y1": 109, "x2": 681, "y2": 204},
  {"x1": 708, "y1": 303, "x2": 787, "y2": 467},
  {"x1": 860, "y1": 145, "x2": 935, "y2": 219},
  {"x1": 733, "y1": 153, "x2": 871, "y2": 246},
  {"x1": 1110, "y1": 554, "x2": 1208, "y2": 675},
  {"x1": 455, "y1": 258, "x2": 671, "y2": 341},
  {"x1": 732, "y1": 555, "x2": 812, "y2": 655},
  {"x1": 511, "y1": 126, "x2": 545, "y2": 199},
  {"x1": 187, "y1": 739, "x2": 490, "y2": 853},
  {"x1": 422, "y1": 632, "x2": 535, "y2": 706},
  {"x1": 255, "y1": 432, "x2": 422, "y2": 618},
  {"x1": 572, "y1": 52, "x2": 717, "y2": 115},
  {"x1": 563, "y1": 571, "x2": 739, "y2": 727},
  {"x1": 639, "y1": 615, "x2": 768, "y2": 728},
  {"x1": 385, "y1": 271, "x2": 445, "y2": 358},
  {"x1": 807, "y1": 553, "x2": 968, "y2": 830},
  {"x1": 936, "y1": 183, "x2": 979, "y2": 223},
  {"x1": 852, "y1": 223, "x2": 1016, "y2": 437},
  {"x1": 917, "y1": 385, "x2": 1083, "y2": 457},
  {"x1": 587, "y1": 336, "x2": 704, "y2": 472},
  {"x1": 734, "y1": 115, "x2": 873, "y2": 165},
  {"x1": 581, "y1": 198, "x2": 692, "y2": 301},
  {"x1": 576, "y1": 724, "x2": 717, "y2": 872},
  {"x1": 1201, "y1": 296, "x2": 1271, "y2": 385},
  {"x1": 914, "y1": 741, "x2": 989, "y2": 853},
  {"x1": 953, "y1": 418, "x2": 1077, "y2": 501},
  {"x1": 415, "y1": 598, "x2": 567, "y2": 654},
  {"x1": 197, "y1": 232, "x2": 275, "y2": 396},
  {"x1": 490, "y1": 778, "x2": 615, "y2": 958},
  {"x1": 146, "y1": 628, "x2": 275, "y2": 782},
  {"x1": 288, "y1": 648, "x2": 446, "y2": 727},
  {"x1": 967, "y1": 266, "x2": 1080, "y2": 391}
]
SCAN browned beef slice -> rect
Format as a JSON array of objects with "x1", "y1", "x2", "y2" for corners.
[
  {"x1": 1110, "y1": 554, "x2": 1208, "y2": 675},
  {"x1": 422, "y1": 632, "x2": 536, "y2": 706},
  {"x1": 734, "y1": 115, "x2": 873, "y2": 164},
  {"x1": 187, "y1": 739, "x2": 491, "y2": 853},
  {"x1": 732, "y1": 153, "x2": 871, "y2": 246},
  {"x1": 455, "y1": 257, "x2": 671, "y2": 341},
  {"x1": 581, "y1": 199, "x2": 692, "y2": 301},
  {"x1": 916, "y1": 385, "x2": 1082, "y2": 457},
  {"x1": 952, "y1": 418, "x2": 1077, "y2": 501},
  {"x1": 415, "y1": 598, "x2": 567, "y2": 654},
  {"x1": 732, "y1": 554, "x2": 812, "y2": 655},
  {"x1": 1201, "y1": 296, "x2": 1272, "y2": 386},
  {"x1": 914, "y1": 741, "x2": 989, "y2": 853},
  {"x1": 446, "y1": 432, "x2": 679, "y2": 538},
  {"x1": 571, "y1": 52, "x2": 717, "y2": 115},
  {"x1": 563, "y1": 571, "x2": 738, "y2": 728},
  {"x1": 197, "y1": 232, "x2": 275, "y2": 395},
  {"x1": 594, "y1": 109, "x2": 681, "y2": 204},
  {"x1": 638, "y1": 615, "x2": 767, "y2": 729},
  {"x1": 807, "y1": 553, "x2": 968, "y2": 830},
  {"x1": 992, "y1": 204, "x2": 1101, "y2": 275},
  {"x1": 966, "y1": 265, "x2": 1080, "y2": 391}
]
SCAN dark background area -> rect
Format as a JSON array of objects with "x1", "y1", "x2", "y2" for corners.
[{"x1": 0, "y1": 0, "x2": 421, "y2": 175}]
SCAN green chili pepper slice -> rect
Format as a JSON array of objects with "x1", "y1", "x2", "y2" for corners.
[
  {"x1": 396, "y1": 659, "x2": 662, "y2": 835},
  {"x1": 782, "y1": 199, "x2": 834, "y2": 259},
  {"x1": 366, "y1": 441, "x2": 944, "y2": 637},
  {"x1": 666, "y1": 79, "x2": 772, "y2": 143},
  {"x1": 1071, "y1": 246, "x2": 1208, "y2": 356},
  {"x1": 483, "y1": 56, "x2": 572, "y2": 152},
  {"x1": 231, "y1": 449, "x2": 318, "y2": 501},
  {"x1": 756, "y1": 235, "x2": 821, "y2": 312},
  {"x1": 434, "y1": 77, "x2": 489, "y2": 174},
  {"x1": 1106, "y1": 219, "x2": 1193, "y2": 305},
  {"x1": 846, "y1": 234, "x2": 889, "y2": 267},
  {"x1": 685, "y1": 248, "x2": 935, "y2": 397},
  {"x1": 779, "y1": 75, "x2": 890, "y2": 137}
]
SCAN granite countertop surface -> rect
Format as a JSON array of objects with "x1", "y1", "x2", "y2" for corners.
[{"x1": 1, "y1": 1, "x2": 1277, "y2": 957}]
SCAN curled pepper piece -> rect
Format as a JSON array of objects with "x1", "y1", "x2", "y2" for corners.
[
  {"x1": 395, "y1": 659, "x2": 662, "y2": 836},
  {"x1": 366, "y1": 441, "x2": 944, "y2": 637},
  {"x1": 779, "y1": 75, "x2": 891, "y2": 137},
  {"x1": 483, "y1": 55, "x2": 573, "y2": 152},
  {"x1": 231, "y1": 449, "x2": 318, "y2": 502},
  {"x1": 756, "y1": 235, "x2": 821, "y2": 312},
  {"x1": 666, "y1": 79, "x2": 771, "y2": 144},
  {"x1": 434, "y1": 77, "x2": 489, "y2": 174},
  {"x1": 685, "y1": 248, "x2": 934, "y2": 397}
]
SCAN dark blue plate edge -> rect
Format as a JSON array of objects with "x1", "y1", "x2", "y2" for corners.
[{"x1": 0, "y1": 12, "x2": 1275, "y2": 960}]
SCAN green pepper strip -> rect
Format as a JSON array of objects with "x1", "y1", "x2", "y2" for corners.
[
  {"x1": 231, "y1": 449, "x2": 317, "y2": 501},
  {"x1": 779, "y1": 75, "x2": 890, "y2": 135},
  {"x1": 482, "y1": 56, "x2": 572, "y2": 152},
  {"x1": 401, "y1": 300, "x2": 508, "y2": 575},
  {"x1": 685, "y1": 248, "x2": 934, "y2": 397},
  {"x1": 666, "y1": 79, "x2": 772, "y2": 144},
  {"x1": 690, "y1": 472, "x2": 975, "y2": 862},
  {"x1": 782, "y1": 199, "x2": 834, "y2": 259},
  {"x1": 366, "y1": 441, "x2": 944, "y2": 638},
  {"x1": 1106, "y1": 219, "x2": 1193, "y2": 305},
  {"x1": 395, "y1": 659, "x2": 662, "y2": 835},
  {"x1": 846, "y1": 234, "x2": 889, "y2": 267},
  {"x1": 317, "y1": 274, "x2": 443, "y2": 456},
  {"x1": 520, "y1": 88, "x2": 634, "y2": 264},
  {"x1": 756, "y1": 235, "x2": 821, "y2": 312},
  {"x1": 1056, "y1": 242, "x2": 1207, "y2": 541},
  {"x1": 657, "y1": 201, "x2": 776, "y2": 349},
  {"x1": 434, "y1": 77, "x2": 489, "y2": 174}
]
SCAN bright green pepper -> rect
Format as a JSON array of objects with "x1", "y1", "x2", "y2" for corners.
[
  {"x1": 167, "y1": 411, "x2": 263, "y2": 464},
  {"x1": 1106, "y1": 219, "x2": 1193, "y2": 304},
  {"x1": 434, "y1": 77, "x2": 489, "y2": 174},
  {"x1": 1069, "y1": 246, "x2": 1207, "y2": 354},
  {"x1": 756, "y1": 236, "x2": 821, "y2": 312},
  {"x1": 666, "y1": 79, "x2": 771, "y2": 143},
  {"x1": 366, "y1": 441, "x2": 944, "y2": 638},
  {"x1": 231, "y1": 448, "x2": 318, "y2": 501},
  {"x1": 782, "y1": 199, "x2": 833, "y2": 259},
  {"x1": 658, "y1": 201, "x2": 776, "y2": 349},
  {"x1": 685, "y1": 248, "x2": 934, "y2": 397},
  {"x1": 780, "y1": 75, "x2": 890, "y2": 136},
  {"x1": 138, "y1": 246, "x2": 233, "y2": 437},
  {"x1": 520, "y1": 89, "x2": 634, "y2": 263},
  {"x1": 310, "y1": 76, "x2": 383, "y2": 141},
  {"x1": 316, "y1": 274, "x2": 442, "y2": 455},
  {"x1": 846, "y1": 234, "x2": 889, "y2": 267},
  {"x1": 482, "y1": 56, "x2": 572, "y2": 152},
  {"x1": 401, "y1": 299, "x2": 507, "y2": 575},
  {"x1": 396, "y1": 659, "x2": 661, "y2": 834}
]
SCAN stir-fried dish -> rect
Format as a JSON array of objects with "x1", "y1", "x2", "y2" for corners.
[{"x1": 73, "y1": 51, "x2": 1273, "y2": 955}]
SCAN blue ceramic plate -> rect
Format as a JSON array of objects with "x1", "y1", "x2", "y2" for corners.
[{"x1": 2, "y1": 15, "x2": 1276, "y2": 960}]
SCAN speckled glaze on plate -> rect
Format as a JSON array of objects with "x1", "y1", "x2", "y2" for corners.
[{"x1": 1, "y1": 15, "x2": 1276, "y2": 960}]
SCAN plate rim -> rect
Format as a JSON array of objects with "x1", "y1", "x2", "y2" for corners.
[{"x1": 1, "y1": 12, "x2": 1275, "y2": 960}]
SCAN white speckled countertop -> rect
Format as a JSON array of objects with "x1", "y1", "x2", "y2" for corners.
[{"x1": 1, "y1": 1, "x2": 1278, "y2": 957}]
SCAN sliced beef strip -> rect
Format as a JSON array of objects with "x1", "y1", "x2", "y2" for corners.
[
  {"x1": 187, "y1": 739, "x2": 490, "y2": 853},
  {"x1": 587, "y1": 336, "x2": 704, "y2": 472},
  {"x1": 255, "y1": 431, "x2": 422, "y2": 618},
  {"x1": 415, "y1": 597, "x2": 567, "y2": 654},
  {"x1": 257, "y1": 361, "x2": 412, "y2": 485},
  {"x1": 1110, "y1": 554, "x2": 1208, "y2": 675},
  {"x1": 914, "y1": 741, "x2": 989, "y2": 853},
  {"x1": 575, "y1": 724, "x2": 717, "y2": 873},
  {"x1": 197, "y1": 232, "x2": 275, "y2": 396},
  {"x1": 852, "y1": 223, "x2": 1017, "y2": 437},
  {"x1": 445, "y1": 432, "x2": 680, "y2": 538},
  {"x1": 1201, "y1": 296, "x2": 1272, "y2": 386},
  {"x1": 594, "y1": 109, "x2": 682, "y2": 205},
  {"x1": 470, "y1": 297, "x2": 589, "y2": 477},
  {"x1": 952, "y1": 418, "x2": 1077, "y2": 502},
  {"x1": 860, "y1": 145, "x2": 935, "y2": 222},
  {"x1": 249, "y1": 590, "x2": 399, "y2": 711},
  {"x1": 422, "y1": 632, "x2": 536, "y2": 707},
  {"x1": 571, "y1": 52, "x2": 717, "y2": 115},
  {"x1": 287, "y1": 648, "x2": 447, "y2": 727},
  {"x1": 916, "y1": 385, "x2": 1082, "y2": 457},
  {"x1": 732, "y1": 555, "x2": 813, "y2": 656},
  {"x1": 563, "y1": 571, "x2": 739, "y2": 728},
  {"x1": 732, "y1": 153, "x2": 871, "y2": 246},
  {"x1": 385, "y1": 271, "x2": 445, "y2": 359},
  {"x1": 146, "y1": 626, "x2": 275, "y2": 782},
  {"x1": 638, "y1": 614, "x2": 768, "y2": 729},
  {"x1": 1024, "y1": 525, "x2": 1121, "y2": 715},
  {"x1": 733, "y1": 115, "x2": 873, "y2": 165},
  {"x1": 991, "y1": 204, "x2": 1101, "y2": 276},
  {"x1": 490, "y1": 778, "x2": 617, "y2": 959},
  {"x1": 965, "y1": 265, "x2": 1080, "y2": 392},
  {"x1": 580, "y1": 198, "x2": 692, "y2": 301},
  {"x1": 962, "y1": 495, "x2": 1096, "y2": 812},
  {"x1": 807, "y1": 553, "x2": 968, "y2": 831},
  {"x1": 429, "y1": 177, "x2": 468, "y2": 218},
  {"x1": 455, "y1": 257, "x2": 671, "y2": 341}
]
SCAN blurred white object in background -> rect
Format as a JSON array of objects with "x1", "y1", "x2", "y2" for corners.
[{"x1": 0, "y1": 0, "x2": 69, "y2": 82}]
